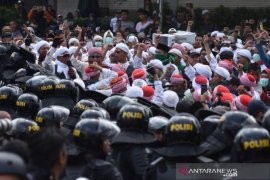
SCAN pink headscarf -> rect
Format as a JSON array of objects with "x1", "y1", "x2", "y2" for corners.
[{"x1": 234, "y1": 94, "x2": 252, "y2": 112}]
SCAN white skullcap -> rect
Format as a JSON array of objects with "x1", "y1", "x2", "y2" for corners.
[
  {"x1": 126, "y1": 86, "x2": 143, "y2": 98},
  {"x1": 149, "y1": 59, "x2": 163, "y2": 70},
  {"x1": 194, "y1": 63, "x2": 212, "y2": 80},
  {"x1": 142, "y1": 51, "x2": 148, "y2": 59},
  {"x1": 93, "y1": 35, "x2": 103, "y2": 41},
  {"x1": 35, "y1": 40, "x2": 50, "y2": 52},
  {"x1": 215, "y1": 66, "x2": 231, "y2": 81},
  {"x1": 127, "y1": 35, "x2": 138, "y2": 43},
  {"x1": 237, "y1": 49, "x2": 251, "y2": 60},
  {"x1": 181, "y1": 42, "x2": 194, "y2": 51},
  {"x1": 217, "y1": 32, "x2": 225, "y2": 38},
  {"x1": 219, "y1": 47, "x2": 233, "y2": 54},
  {"x1": 162, "y1": 90, "x2": 179, "y2": 108},
  {"x1": 148, "y1": 47, "x2": 156, "y2": 55},
  {"x1": 132, "y1": 79, "x2": 148, "y2": 88},
  {"x1": 68, "y1": 38, "x2": 79, "y2": 46},
  {"x1": 54, "y1": 47, "x2": 69, "y2": 58},
  {"x1": 211, "y1": 31, "x2": 219, "y2": 37},
  {"x1": 115, "y1": 42, "x2": 129, "y2": 54},
  {"x1": 169, "y1": 48, "x2": 182, "y2": 58},
  {"x1": 202, "y1": 9, "x2": 210, "y2": 16}
]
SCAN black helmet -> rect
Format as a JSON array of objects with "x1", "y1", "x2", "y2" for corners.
[
  {"x1": 117, "y1": 103, "x2": 149, "y2": 132},
  {"x1": 231, "y1": 127, "x2": 270, "y2": 162},
  {"x1": 15, "y1": 93, "x2": 41, "y2": 119},
  {"x1": 153, "y1": 113, "x2": 203, "y2": 157},
  {"x1": 262, "y1": 110, "x2": 270, "y2": 133},
  {"x1": 12, "y1": 118, "x2": 40, "y2": 140},
  {"x1": 35, "y1": 106, "x2": 70, "y2": 128},
  {"x1": 10, "y1": 52, "x2": 24, "y2": 65},
  {"x1": 201, "y1": 115, "x2": 220, "y2": 141},
  {"x1": 80, "y1": 109, "x2": 108, "y2": 120},
  {"x1": 148, "y1": 116, "x2": 168, "y2": 133},
  {"x1": 73, "y1": 99, "x2": 98, "y2": 117},
  {"x1": 0, "y1": 85, "x2": 23, "y2": 108},
  {"x1": 165, "y1": 114, "x2": 201, "y2": 146},
  {"x1": 0, "y1": 152, "x2": 26, "y2": 178},
  {"x1": 0, "y1": 44, "x2": 7, "y2": 56},
  {"x1": 103, "y1": 95, "x2": 134, "y2": 119},
  {"x1": 200, "y1": 111, "x2": 257, "y2": 156},
  {"x1": 25, "y1": 75, "x2": 47, "y2": 96},
  {"x1": 73, "y1": 118, "x2": 119, "y2": 154},
  {"x1": 91, "y1": 107, "x2": 110, "y2": 120},
  {"x1": 217, "y1": 111, "x2": 257, "y2": 138},
  {"x1": 55, "y1": 79, "x2": 78, "y2": 100},
  {"x1": 39, "y1": 77, "x2": 58, "y2": 98}
]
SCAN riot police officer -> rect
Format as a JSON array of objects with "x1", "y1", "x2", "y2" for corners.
[
  {"x1": 73, "y1": 118, "x2": 122, "y2": 180},
  {"x1": 231, "y1": 126, "x2": 270, "y2": 162},
  {"x1": 15, "y1": 93, "x2": 42, "y2": 120},
  {"x1": 112, "y1": 103, "x2": 155, "y2": 180},
  {"x1": 200, "y1": 111, "x2": 257, "y2": 162},
  {"x1": 143, "y1": 113, "x2": 208, "y2": 180}
]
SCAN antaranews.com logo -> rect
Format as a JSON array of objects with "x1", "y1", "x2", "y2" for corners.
[{"x1": 178, "y1": 166, "x2": 237, "y2": 177}]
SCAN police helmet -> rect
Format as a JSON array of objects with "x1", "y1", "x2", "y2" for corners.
[
  {"x1": 217, "y1": 111, "x2": 257, "y2": 138},
  {"x1": 91, "y1": 107, "x2": 110, "y2": 120},
  {"x1": 39, "y1": 77, "x2": 58, "y2": 98},
  {"x1": 73, "y1": 99, "x2": 98, "y2": 117},
  {"x1": 201, "y1": 115, "x2": 220, "y2": 141},
  {"x1": 165, "y1": 114, "x2": 201, "y2": 145},
  {"x1": 54, "y1": 79, "x2": 78, "y2": 100},
  {"x1": 0, "y1": 152, "x2": 26, "y2": 178},
  {"x1": 0, "y1": 44, "x2": 7, "y2": 56},
  {"x1": 231, "y1": 127, "x2": 270, "y2": 162},
  {"x1": 73, "y1": 118, "x2": 118, "y2": 153},
  {"x1": 0, "y1": 85, "x2": 23, "y2": 108},
  {"x1": 80, "y1": 109, "x2": 107, "y2": 120},
  {"x1": 35, "y1": 106, "x2": 70, "y2": 128},
  {"x1": 15, "y1": 93, "x2": 41, "y2": 118},
  {"x1": 10, "y1": 52, "x2": 24, "y2": 66},
  {"x1": 262, "y1": 110, "x2": 270, "y2": 133},
  {"x1": 148, "y1": 116, "x2": 168, "y2": 133},
  {"x1": 11, "y1": 118, "x2": 40, "y2": 140},
  {"x1": 25, "y1": 75, "x2": 47, "y2": 96},
  {"x1": 103, "y1": 95, "x2": 134, "y2": 119},
  {"x1": 117, "y1": 103, "x2": 149, "y2": 132}
]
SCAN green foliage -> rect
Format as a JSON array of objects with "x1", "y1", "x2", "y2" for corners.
[
  {"x1": 0, "y1": 7, "x2": 20, "y2": 28},
  {"x1": 96, "y1": 16, "x2": 111, "y2": 30}
]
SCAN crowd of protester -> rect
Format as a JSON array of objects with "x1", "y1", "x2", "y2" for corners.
[{"x1": 1, "y1": 1, "x2": 270, "y2": 180}]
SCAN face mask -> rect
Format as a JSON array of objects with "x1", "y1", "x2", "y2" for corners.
[
  {"x1": 94, "y1": 41, "x2": 102, "y2": 47},
  {"x1": 105, "y1": 37, "x2": 113, "y2": 44},
  {"x1": 253, "y1": 54, "x2": 261, "y2": 62},
  {"x1": 259, "y1": 78, "x2": 269, "y2": 87},
  {"x1": 155, "y1": 54, "x2": 169, "y2": 65}
]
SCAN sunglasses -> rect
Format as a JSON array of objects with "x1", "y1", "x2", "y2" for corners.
[{"x1": 89, "y1": 55, "x2": 102, "y2": 59}]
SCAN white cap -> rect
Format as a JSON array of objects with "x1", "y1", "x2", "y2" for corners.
[
  {"x1": 35, "y1": 40, "x2": 50, "y2": 52},
  {"x1": 169, "y1": 48, "x2": 182, "y2": 58},
  {"x1": 148, "y1": 47, "x2": 156, "y2": 55},
  {"x1": 68, "y1": 38, "x2": 79, "y2": 46},
  {"x1": 215, "y1": 66, "x2": 231, "y2": 81},
  {"x1": 194, "y1": 63, "x2": 212, "y2": 80},
  {"x1": 211, "y1": 31, "x2": 219, "y2": 37},
  {"x1": 127, "y1": 35, "x2": 138, "y2": 43},
  {"x1": 115, "y1": 42, "x2": 129, "y2": 54},
  {"x1": 219, "y1": 47, "x2": 233, "y2": 54},
  {"x1": 181, "y1": 42, "x2": 194, "y2": 51},
  {"x1": 237, "y1": 49, "x2": 251, "y2": 60},
  {"x1": 149, "y1": 116, "x2": 168, "y2": 131},
  {"x1": 202, "y1": 9, "x2": 210, "y2": 16},
  {"x1": 132, "y1": 79, "x2": 147, "y2": 88},
  {"x1": 54, "y1": 47, "x2": 69, "y2": 58},
  {"x1": 162, "y1": 90, "x2": 179, "y2": 108},
  {"x1": 149, "y1": 59, "x2": 163, "y2": 70},
  {"x1": 126, "y1": 86, "x2": 143, "y2": 98}
]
